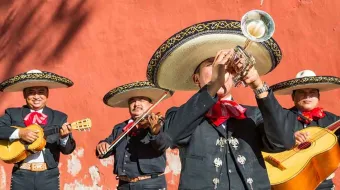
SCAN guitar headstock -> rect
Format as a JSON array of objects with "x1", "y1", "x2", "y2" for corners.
[{"x1": 71, "y1": 118, "x2": 92, "y2": 132}]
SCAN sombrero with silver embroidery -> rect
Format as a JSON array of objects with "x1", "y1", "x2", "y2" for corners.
[
  {"x1": 147, "y1": 19, "x2": 282, "y2": 91},
  {"x1": 270, "y1": 70, "x2": 340, "y2": 95},
  {"x1": 103, "y1": 81, "x2": 174, "y2": 108},
  {"x1": 0, "y1": 69, "x2": 73, "y2": 92}
]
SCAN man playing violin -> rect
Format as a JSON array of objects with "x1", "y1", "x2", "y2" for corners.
[
  {"x1": 270, "y1": 70, "x2": 340, "y2": 190},
  {"x1": 0, "y1": 70, "x2": 76, "y2": 190},
  {"x1": 96, "y1": 81, "x2": 173, "y2": 190}
]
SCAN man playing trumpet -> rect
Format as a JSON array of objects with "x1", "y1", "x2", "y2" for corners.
[{"x1": 146, "y1": 17, "x2": 295, "y2": 189}]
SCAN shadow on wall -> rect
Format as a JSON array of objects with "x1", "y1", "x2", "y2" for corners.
[{"x1": 0, "y1": 0, "x2": 92, "y2": 81}]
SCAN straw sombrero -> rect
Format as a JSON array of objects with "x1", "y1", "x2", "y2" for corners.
[
  {"x1": 271, "y1": 70, "x2": 340, "y2": 95},
  {"x1": 147, "y1": 19, "x2": 282, "y2": 91},
  {"x1": 0, "y1": 69, "x2": 73, "y2": 92},
  {"x1": 103, "y1": 81, "x2": 174, "y2": 108}
]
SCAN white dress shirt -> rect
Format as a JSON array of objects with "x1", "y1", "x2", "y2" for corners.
[{"x1": 9, "y1": 108, "x2": 69, "y2": 163}]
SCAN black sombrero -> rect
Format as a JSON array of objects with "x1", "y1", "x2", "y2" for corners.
[
  {"x1": 0, "y1": 69, "x2": 73, "y2": 92},
  {"x1": 271, "y1": 70, "x2": 340, "y2": 95},
  {"x1": 147, "y1": 19, "x2": 282, "y2": 91},
  {"x1": 103, "y1": 81, "x2": 174, "y2": 108}
]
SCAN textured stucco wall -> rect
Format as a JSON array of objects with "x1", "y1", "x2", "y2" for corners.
[{"x1": 0, "y1": 0, "x2": 339, "y2": 189}]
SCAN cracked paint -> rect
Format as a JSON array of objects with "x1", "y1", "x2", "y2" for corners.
[
  {"x1": 64, "y1": 166, "x2": 103, "y2": 190},
  {"x1": 99, "y1": 156, "x2": 114, "y2": 167},
  {"x1": 0, "y1": 166, "x2": 6, "y2": 190},
  {"x1": 67, "y1": 147, "x2": 84, "y2": 176},
  {"x1": 165, "y1": 149, "x2": 181, "y2": 185}
]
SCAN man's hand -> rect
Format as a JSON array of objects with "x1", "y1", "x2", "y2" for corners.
[
  {"x1": 211, "y1": 49, "x2": 234, "y2": 86},
  {"x1": 295, "y1": 131, "x2": 310, "y2": 145},
  {"x1": 207, "y1": 49, "x2": 234, "y2": 96},
  {"x1": 148, "y1": 113, "x2": 162, "y2": 135},
  {"x1": 19, "y1": 129, "x2": 39, "y2": 143},
  {"x1": 240, "y1": 65, "x2": 262, "y2": 89},
  {"x1": 96, "y1": 142, "x2": 110, "y2": 155},
  {"x1": 60, "y1": 123, "x2": 72, "y2": 138}
]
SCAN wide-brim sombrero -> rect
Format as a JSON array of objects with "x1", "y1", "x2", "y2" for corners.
[
  {"x1": 271, "y1": 70, "x2": 340, "y2": 95},
  {"x1": 0, "y1": 70, "x2": 73, "y2": 92},
  {"x1": 147, "y1": 20, "x2": 282, "y2": 91},
  {"x1": 103, "y1": 81, "x2": 174, "y2": 108}
]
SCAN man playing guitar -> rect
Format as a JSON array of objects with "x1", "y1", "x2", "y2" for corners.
[{"x1": 0, "y1": 69, "x2": 76, "y2": 190}]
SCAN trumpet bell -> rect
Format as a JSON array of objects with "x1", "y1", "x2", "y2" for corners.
[{"x1": 241, "y1": 10, "x2": 275, "y2": 42}]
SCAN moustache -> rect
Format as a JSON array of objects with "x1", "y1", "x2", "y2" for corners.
[{"x1": 133, "y1": 106, "x2": 143, "y2": 111}]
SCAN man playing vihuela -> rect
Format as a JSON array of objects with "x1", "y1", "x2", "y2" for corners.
[{"x1": 0, "y1": 69, "x2": 76, "y2": 190}]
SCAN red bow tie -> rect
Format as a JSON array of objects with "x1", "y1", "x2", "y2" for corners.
[
  {"x1": 24, "y1": 112, "x2": 48, "y2": 127},
  {"x1": 297, "y1": 107, "x2": 326, "y2": 124},
  {"x1": 205, "y1": 100, "x2": 247, "y2": 127}
]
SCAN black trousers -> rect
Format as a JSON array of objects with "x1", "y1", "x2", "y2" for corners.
[
  {"x1": 316, "y1": 179, "x2": 335, "y2": 190},
  {"x1": 118, "y1": 175, "x2": 167, "y2": 190},
  {"x1": 11, "y1": 167, "x2": 60, "y2": 190}
]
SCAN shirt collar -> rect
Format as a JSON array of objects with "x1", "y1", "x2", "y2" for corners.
[{"x1": 30, "y1": 109, "x2": 43, "y2": 113}]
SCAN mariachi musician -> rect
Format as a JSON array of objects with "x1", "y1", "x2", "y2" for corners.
[
  {"x1": 96, "y1": 81, "x2": 173, "y2": 189},
  {"x1": 146, "y1": 18, "x2": 296, "y2": 189},
  {"x1": 270, "y1": 70, "x2": 340, "y2": 190},
  {"x1": 0, "y1": 69, "x2": 76, "y2": 190}
]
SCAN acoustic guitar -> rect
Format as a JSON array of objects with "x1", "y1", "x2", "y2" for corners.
[
  {"x1": 0, "y1": 118, "x2": 91, "y2": 164},
  {"x1": 262, "y1": 120, "x2": 340, "y2": 190}
]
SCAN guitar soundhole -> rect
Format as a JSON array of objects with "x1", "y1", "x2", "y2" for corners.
[{"x1": 297, "y1": 142, "x2": 311, "y2": 150}]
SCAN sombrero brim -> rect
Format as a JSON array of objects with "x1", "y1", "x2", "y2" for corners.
[
  {"x1": 271, "y1": 76, "x2": 340, "y2": 95},
  {"x1": 0, "y1": 71, "x2": 73, "y2": 92},
  {"x1": 147, "y1": 20, "x2": 282, "y2": 91},
  {"x1": 103, "y1": 81, "x2": 174, "y2": 108}
]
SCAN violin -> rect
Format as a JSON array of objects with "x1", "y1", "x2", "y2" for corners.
[
  {"x1": 136, "y1": 112, "x2": 165, "y2": 128},
  {"x1": 97, "y1": 91, "x2": 169, "y2": 158}
]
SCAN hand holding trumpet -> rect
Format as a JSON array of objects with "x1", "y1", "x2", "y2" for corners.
[{"x1": 207, "y1": 48, "x2": 264, "y2": 96}]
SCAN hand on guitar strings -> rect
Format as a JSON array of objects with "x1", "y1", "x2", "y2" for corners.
[
  {"x1": 294, "y1": 131, "x2": 310, "y2": 145},
  {"x1": 19, "y1": 129, "x2": 39, "y2": 143},
  {"x1": 60, "y1": 122, "x2": 72, "y2": 138}
]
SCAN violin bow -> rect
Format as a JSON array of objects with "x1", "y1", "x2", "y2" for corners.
[{"x1": 98, "y1": 91, "x2": 170, "y2": 158}]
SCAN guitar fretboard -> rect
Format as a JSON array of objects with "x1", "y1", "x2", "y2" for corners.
[{"x1": 326, "y1": 120, "x2": 340, "y2": 132}]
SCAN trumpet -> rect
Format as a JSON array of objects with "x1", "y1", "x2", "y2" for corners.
[{"x1": 231, "y1": 10, "x2": 275, "y2": 86}]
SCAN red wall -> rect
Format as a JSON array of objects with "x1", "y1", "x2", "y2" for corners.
[{"x1": 0, "y1": 0, "x2": 339, "y2": 189}]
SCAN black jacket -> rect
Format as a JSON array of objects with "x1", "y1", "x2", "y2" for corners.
[
  {"x1": 165, "y1": 86, "x2": 295, "y2": 190},
  {"x1": 97, "y1": 120, "x2": 171, "y2": 176}
]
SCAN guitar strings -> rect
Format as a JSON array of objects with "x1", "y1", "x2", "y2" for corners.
[
  {"x1": 276, "y1": 121, "x2": 340, "y2": 162},
  {"x1": 271, "y1": 129, "x2": 332, "y2": 163}
]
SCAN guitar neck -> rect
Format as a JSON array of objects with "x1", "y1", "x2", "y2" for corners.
[
  {"x1": 43, "y1": 118, "x2": 91, "y2": 136},
  {"x1": 326, "y1": 120, "x2": 340, "y2": 132},
  {"x1": 70, "y1": 118, "x2": 91, "y2": 131}
]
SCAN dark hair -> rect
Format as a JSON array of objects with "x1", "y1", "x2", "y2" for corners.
[
  {"x1": 193, "y1": 57, "x2": 215, "y2": 75},
  {"x1": 23, "y1": 86, "x2": 49, "y2": 92}
]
